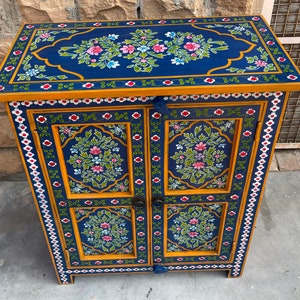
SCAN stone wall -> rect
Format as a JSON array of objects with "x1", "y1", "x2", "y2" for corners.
[{"x1": 0, "y1": 0, "x2": 260, "y2": 180}]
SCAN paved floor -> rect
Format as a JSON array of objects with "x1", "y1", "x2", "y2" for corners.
[{"x1": 0, "y1": 171, "x2": 300, "y2": 300}]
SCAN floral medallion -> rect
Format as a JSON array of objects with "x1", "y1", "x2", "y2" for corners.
[
  {"x1": 57, "y1": 29, "x2": 229, "y2": 73},
  {"x1": 167, "y1": 204, "x2": 223, "y2": 253},
  {"x1": 62, "y1": 125, "x2": 130, "y2": 194},
  {"x1": 168, "y1": 120, "x2": 235, "y2": 190},
  {"x1": 74, "y1": 207, "x2": 134, "y2": 256}
]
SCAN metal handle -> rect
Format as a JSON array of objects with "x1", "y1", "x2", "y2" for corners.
[
  {"x1": 132, "y1": 197, "x2": 145, "y2": 209},
  {"x1": 152, "y1": 196, "x2": 164, "y2": 208},
  {"x1": 153, "y1": 96, "x2": 169, "y2": 115}
]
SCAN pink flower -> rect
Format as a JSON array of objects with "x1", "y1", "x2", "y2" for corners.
[
  {"x1": 102, "y1": 235, "x2": 112, "y2": 242},
  {"x1": 188, "y1": 232, "x2": 198, "y2": 238},
  {"x1": 111, "y1": 158, "x2": 117, "y2": 163},
  {"x1": 40, "y1": 33, "x2": 51, "y2": 39},
  {"x1": 152, "y1": 44, "x2": 167, "y2": 53},
  {"x1": 193, "y1": 162, "x2": 205, "y2": 169},
  {"x1": 189, "y1": 218, "x2": 198, "y2": 225},
  {"x1": 91, "y1": 165, "x2": 103, "y2": 173},
  {"x1": 120, "y1": 45, "x2": 135, "y2": 54},
  {"x1": 87, "y1": 45, "x2": 103, "y2": 55},
  {"x1": 255, "y1": 60, "x2": 268, "y2": 67},
  {"x1": 184, "y1": 42, "x2": 200, "y2": 52},
  {"x1": 100, "y1": 222, "x2": 110, "y2": 229},
  {"x1": 195, "y1": 142, "x2": 206, "y2": 151},
  {"x1": 90, "y1": 146, "x2": 101, "y2": 155}
]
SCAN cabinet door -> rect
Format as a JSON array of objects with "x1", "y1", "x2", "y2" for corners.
[
  {"x1": 149, "y1": 101, "x2": 265, "y2": 266},
  {"x1": 29, "y1": 107, "x2": 150, "y2": 268}
]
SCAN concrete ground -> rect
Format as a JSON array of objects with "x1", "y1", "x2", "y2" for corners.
[{"x1": 0, "y1": 157, "x2": 300, "y2": 299}]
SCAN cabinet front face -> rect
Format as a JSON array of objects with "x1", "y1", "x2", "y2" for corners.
[
  {"x1": 29, "y1": 107, "x2": 150, "y2": 267},
  {"x1": 149, "y1": 102, "x2": 265, "y2": 265}
]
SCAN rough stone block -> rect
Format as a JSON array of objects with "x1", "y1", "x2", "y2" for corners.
[
  {"x1": 0, "y1": 148, "x2": 24, "y2": 175},
  {"x1": 0, "y1": 114, "x2": 17, "y2": 148},
  {"x1": 0, "y1": 37, "x2": 15, "y2": 64},
  {"x1": 141, "y1": 0, "x2": 254, "y2": 19},
  {"x1": 77, "y1": 0, "x2": 138, "y2": 20},
  {"x1": 16, "y1": 0, "x2": 77, "y2": 23},
  {"x1": 0, "y1": 0, "x2": 21, "y2": 37},
  {"x1": 276, "y1": 150, "x2": 300, "y2": 171},
  {"x1": 0, "y1": 103, "x2": 6, "y2": 113}
]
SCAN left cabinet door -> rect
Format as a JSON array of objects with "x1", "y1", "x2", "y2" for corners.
[{"x1": 28, "y1": 106, "x2": 150, "y2": 269}]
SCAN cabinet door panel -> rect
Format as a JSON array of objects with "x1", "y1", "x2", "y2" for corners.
[
  {"x1": 150, "y1": 102, "x2": 265, "y2": 265},
  {"x1": 29, "y1": 107, "x2": 149, "y2": 268},
  {"x1": 166, "y1": 119, "x2": 239, "y2": 194},
  {"x1": 53, "y1": 123, "x2": 134, "y2": 199},
  {"x1": 164, "y1": 202, "x2": 227, "y2": 257}
]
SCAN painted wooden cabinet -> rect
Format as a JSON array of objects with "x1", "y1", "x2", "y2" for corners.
[{"x1": 0, "y1": 16, "x2": 299, "y2": 284}]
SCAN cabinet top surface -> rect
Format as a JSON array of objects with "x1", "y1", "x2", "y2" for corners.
[{"x1": 0, "y1": 16, "x2": 299, "y2": 101}]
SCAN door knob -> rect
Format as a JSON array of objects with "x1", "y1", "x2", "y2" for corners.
[
  {"x1": 153, "y1": 96, "x2": 169, "y2": 115},
  {"x1": 132, "y1": 197, "x2": 145, "y2": 209},
  {"x1": 152, "y1": 196, "x2": 164, "y2": 208}
]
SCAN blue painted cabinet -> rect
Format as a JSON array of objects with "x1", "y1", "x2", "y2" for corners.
[{"x1": 1, "y1": 16, "x2": 299, "y2": 284}]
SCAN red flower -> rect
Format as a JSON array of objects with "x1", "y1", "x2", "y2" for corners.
[
  {"x1": 152, "y1": 156, "x2": 161, "y2": 162},
  {"x1": 204, "y1": 77, "x2": 215, "y2": 84},
  {"x1": 152, "y1": 177, "x2": 161, "y2": 183},
  {"x1": 82, "y1": 82, "x2": 94, "y2": 88},
  {"x1": 90, "y1": 146, "x2": 101, "y2": 155},
  {"x1": 193, "y1": 162, "x2": 205, "y2": 169},
  {"x1": 152, "y1": 44, "x2": 167, "y2": 53},
  {"x1": 184, "y1": 42, "x2": 200, "y2": 52},
  {"x1": 151, "y1": 135, "x2": 160, "y2": 141},
  {"x1": 180, "y1": 196, "x2": 189, "y2": 202},
  {"x1": 287, "y1": 74, "x2": 298, "y2": 80},
  {"x1": 133, "y1": 134, "x2": 142, "y2": 141},
  {"x1": 4, "y1": 65, "x2": 14, "y2": 72},
  {"x1": 235, "y1": 174, "x2": 244, "y2": 179},
  {"x1": 132, "y1": 112, "x2": 141, "y2": 119},
  {"x1": 36, "y1": 115, "x2": 47, "y2": 123},
  {"x1": 41, "y1": 83, "x2": 52, "y2": 90},
  {"x1": 195, "y1": 142, "x2": 206, "y2": 151},
  {"x1": 181, "y1": 110, "x2": 190, "y2": 117},
  {"x1": 13, "y1": 50, "x2": 22, "y2": 55},
  {"x1": 69, "y1": 114, "x2": 79, "y2": 121},
  {"x1": 163, "y1": 80, "x2": 173, "y2": 85},
  {"x1": 91, "y1": 165, "x2": 104, "y2": 173},
  {"x1": 125, "y1": 81, "x2": 136, "y2": 87},
  {"x1": 134, "y1": 157, "x2": 143, "y2": 163},
  {"x1": 152, "y1": 112, "x2": 162, "y2": 119},
  {"x1": 188, "y1": 231, "x2": 198, "y2": 238},
  {"x1": 48, "y1": 161, "x2": 57, "y2": 167},
  {"x1": 246, "y1": 108, "x2": 255, "y2": 115},
  {"x1": 239, "y1": 151, "x2": 247, "y2": 157},
  {"x1": 189, "y1": 218, "x2": 198, "y2": 225},
  {"x1": 43, "y1": 140, "x2": 52, "y2": 146},
  {"x1": 102, "y1": 235, "x2": 112, "y2": 242},
  {"x1": 243, "y1": 131, "x2": 252, "y2": 137},
  {"x1": 87, "y1": 46, "x2": 103, "y2": 55},
  {"x1": 214, "y1": 109, "x2": 224, "y2": 115},
  {"x1": 102, "y1": 113, "x2": 112, "y2": 120},
  {"x1": 277, "y1": 57, "x2": 286, "y2": 62},
  {"x1": 100, "y1": 222, "x2": 110, "y2": 229}
]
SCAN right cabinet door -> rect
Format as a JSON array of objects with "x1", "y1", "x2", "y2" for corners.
[{"x1": 149, "y1": 101, "x2": 266, "y2": 267}]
